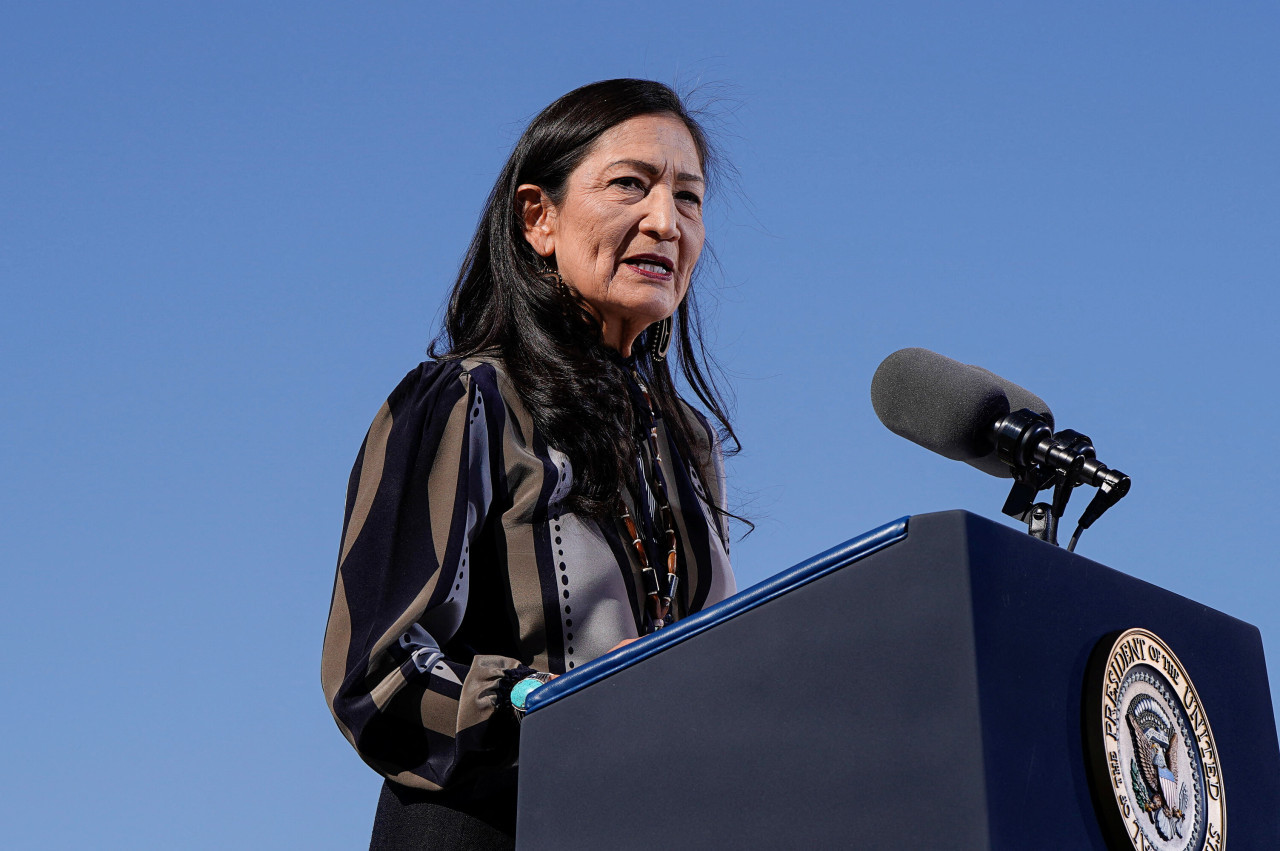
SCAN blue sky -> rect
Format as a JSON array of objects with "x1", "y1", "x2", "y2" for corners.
[{"x1": 3, "y1": 3, "x2": 1277, "y2": 847}]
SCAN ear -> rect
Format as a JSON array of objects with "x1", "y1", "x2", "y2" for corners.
[{"x1": 516, "y1": 184, "x2": 557, "y2": 258}]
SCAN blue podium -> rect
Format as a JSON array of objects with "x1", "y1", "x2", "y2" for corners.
[{"x1": 515, "y1": 511, "x2": 1280, "y2": 849}]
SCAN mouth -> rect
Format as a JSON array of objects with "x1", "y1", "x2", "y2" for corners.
[{"x1": 622, "y1": 253, "x2": 675, "y2": 280}]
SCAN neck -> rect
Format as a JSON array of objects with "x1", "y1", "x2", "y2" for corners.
[{"x1": 598, "y1": 316, "x2": 649, "y2": 358}]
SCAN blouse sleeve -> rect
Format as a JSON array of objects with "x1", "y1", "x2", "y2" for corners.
[{"x1": 320, "y1": 361, "x2": 532, "y2": 792}]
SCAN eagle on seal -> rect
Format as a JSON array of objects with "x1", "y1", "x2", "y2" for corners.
[{"x1": 1127, "y1": 708, "x2": 1185, "y2": 826}]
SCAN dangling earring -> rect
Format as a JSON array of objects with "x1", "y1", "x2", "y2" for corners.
[
  {"x1": 538, "y1": 260, "x2": 573, "y2": 303},
  {"x1": 648, "y1": 316, "x2": 673, "y2": 362}
]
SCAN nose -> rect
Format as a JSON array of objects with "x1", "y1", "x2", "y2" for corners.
[{"x1": 640, "y1": 187, "x2": 680, "y2": 241}]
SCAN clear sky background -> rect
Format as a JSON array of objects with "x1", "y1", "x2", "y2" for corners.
[{"x1": 3, "y1": 3, "x2": 1277, "y2": 847}]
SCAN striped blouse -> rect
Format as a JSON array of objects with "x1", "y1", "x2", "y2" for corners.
[{"x1": 321, "y1": 356, "x2": 736, "y2": 796}]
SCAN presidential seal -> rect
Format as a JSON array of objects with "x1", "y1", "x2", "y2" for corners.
[{"x1": 1086, "y1": 628, "x2": 1226, "y2": 851}]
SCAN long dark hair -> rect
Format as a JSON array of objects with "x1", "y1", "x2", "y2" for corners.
[{"x1": 433, "y1": 78, "x2": 740, "y2": 519}]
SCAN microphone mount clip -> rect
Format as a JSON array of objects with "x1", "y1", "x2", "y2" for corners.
[{"x1": 994, "y1": 409, "x2": 1131, "y2": 550}]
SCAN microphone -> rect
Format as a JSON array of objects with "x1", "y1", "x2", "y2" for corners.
[
  {"x1": 870, "y1": 347, "x2": 1130, "y2": 550},
  {"x1": 870, "y1": 348, "x2": 1053, "y2": 479}
]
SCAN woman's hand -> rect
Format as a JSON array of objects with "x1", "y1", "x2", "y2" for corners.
[{"x1": 608, "y1": 638, "x2": 639, "y2": 653}]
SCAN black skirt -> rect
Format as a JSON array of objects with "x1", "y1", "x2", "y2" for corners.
[{"x1": 369, "y1": 781, "x2": 517, "y2": 851}]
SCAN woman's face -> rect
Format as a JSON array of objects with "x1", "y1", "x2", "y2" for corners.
[{"x1": 520, "y1": 113, "x2": 706, "y2": 355}]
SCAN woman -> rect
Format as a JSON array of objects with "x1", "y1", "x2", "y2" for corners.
[{"x1": 322, "y1": 79, "x2": 740, "y2": 849}]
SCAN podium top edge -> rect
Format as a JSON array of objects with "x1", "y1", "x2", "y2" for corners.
[{"x1": 524, "y1": 515, "x2": 910, "y2": 715}]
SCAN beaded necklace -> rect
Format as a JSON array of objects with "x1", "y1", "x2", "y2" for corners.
[{"x1": 619, "y1": 368, "x2": 680, "y2": 635}]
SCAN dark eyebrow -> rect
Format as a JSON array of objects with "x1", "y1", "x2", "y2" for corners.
[{"x1": 607, "y1": 158, "x2": 704, "y2": 184}]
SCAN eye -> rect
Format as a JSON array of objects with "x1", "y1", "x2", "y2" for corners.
[
  {"x1": 611, "y1": 176, "x2": 646, "y2": 191},
  {"x1": 676, "y1": 190, "x2": 702, "y2": 206}
]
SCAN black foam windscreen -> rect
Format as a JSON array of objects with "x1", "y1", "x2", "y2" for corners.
[
  {"x1": 966, "y1": 365, "x2": 1054, "y2": 478},
  {"x1": 870, "y1": 348, "x2": 1054, "y2": 478}
]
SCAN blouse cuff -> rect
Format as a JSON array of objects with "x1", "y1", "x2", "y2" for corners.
[
  {"x1": 456, "y1": 655, "x2": 532, "y2": 735},
  {"x1": 497, "y1": 664, "x2": 538, "y2": 707}
]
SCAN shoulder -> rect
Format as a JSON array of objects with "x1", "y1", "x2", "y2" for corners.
[
  {"x1": 380, "y1": 356, "x2": 516, "y2": 413},
  {"x1": 671, "y1": 397, "x2": 720, "y2": 463},
  {"x1": 383, "y1": 358, "x2": 467, "y2": 409},
  {"x1": 377, "y1": 355, "x2": 535, "y2": 445},
  {"x1": 366, "y1": 359, "x2": 467, "y2": 438},
  {"x1": 666, "y1": 396, "x2": 729, "y2": 531}
]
